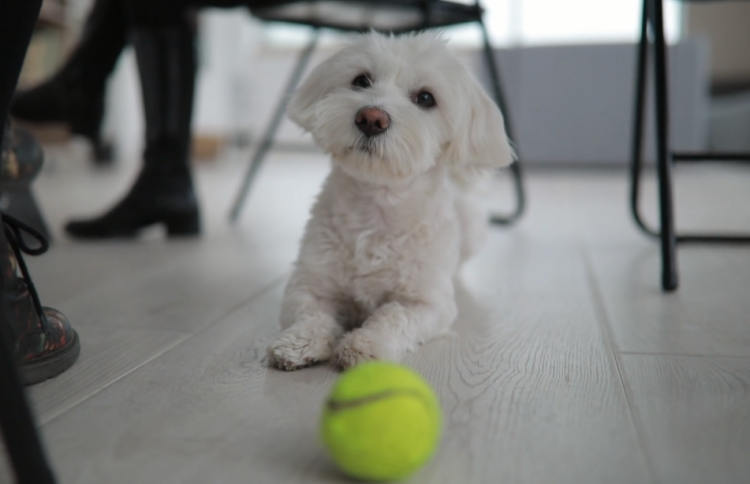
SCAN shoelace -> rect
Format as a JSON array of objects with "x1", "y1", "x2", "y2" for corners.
[
  {"x1": 2, "y1": 213, "x2": 49, "y2": 326},
  {"x1": 1, "y1": 119, "x2": 11, "y2": 161}
]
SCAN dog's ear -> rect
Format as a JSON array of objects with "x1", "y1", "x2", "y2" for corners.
[
  {"x1": 287, "y1": 56, "x2": 337, "y2": 132},
  {"x1": 442, "y1": 74, "x2": 515, "y2": 172}
]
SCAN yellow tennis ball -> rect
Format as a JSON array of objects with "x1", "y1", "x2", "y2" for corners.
[{"x1": 320, "y1": 361, "x2": 442, "y2": 481}]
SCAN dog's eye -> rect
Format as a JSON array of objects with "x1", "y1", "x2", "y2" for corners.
[
  {"x1": 352, "y1": 75, "x2": 371, "y2": 89},
  {"x1": 414, "y1": 91, "x2": 436, "y2": 108}
]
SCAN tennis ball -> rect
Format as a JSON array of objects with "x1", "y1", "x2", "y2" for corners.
[{"x1": 320, "y1": 361, "x2": 442, "y2": 481}]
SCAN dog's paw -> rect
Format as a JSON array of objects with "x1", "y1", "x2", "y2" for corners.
[
  {"x1": 267, "y1": 326, "x2": 335, "y2": 371},
  {"x1": 333, "y1": 329, "x2": 398, "y2": 370}
]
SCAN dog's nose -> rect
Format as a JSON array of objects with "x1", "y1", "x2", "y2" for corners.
[{"x1": 355, "y1": 107, "x2": 390, "y2": 137}]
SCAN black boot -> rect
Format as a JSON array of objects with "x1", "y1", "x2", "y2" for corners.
[
  {"x1": 65, "y1": 24, "x2": 200, "y2": 239},
  {"x1": 2, "y1": 214, "x2": 80, "y2": 385},
  {"x1": 0, "y1": 216, "x2": 60, "y2": 481},
  {"x1": 10, "y1": 0, "x2": 126, "y2": 164}
]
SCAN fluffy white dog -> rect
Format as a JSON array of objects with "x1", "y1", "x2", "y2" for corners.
[{"x1": 267, "y1": 31, "x2": 514, "y2": 371}]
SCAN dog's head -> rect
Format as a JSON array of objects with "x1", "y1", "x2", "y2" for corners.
[{"x1": 288, "y1": 32, "x2": 515, "y2": 184}]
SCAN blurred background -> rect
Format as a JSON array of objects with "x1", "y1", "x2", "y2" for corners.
[
  {"x1": 14, "y1": 0, "x2": 750, "y2": 173},
  {"x1": 19, "y1": 0, "x2": 750, "y2": 171}
]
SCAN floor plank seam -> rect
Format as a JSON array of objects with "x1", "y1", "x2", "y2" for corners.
[
  {"x1": 45, "y1": 243, "x2": 210, "y2": 309},
  {"x1": 580, "y1": 241, "x2": 658, "y2": 484},
  {"x1": 39, "y1": 331, "x2": 192, "y2": 426},
  {"x1": 44, "y1": 234, "x2": 263, "y2": 309},
  {"x1": 618, "y1": 351, "x2": 750, "y2": 359},
  {"x1": 40, "y1": 275, "x2": 287, "y2": 427},
  {"x1": 182, "y1": 273, "x2": 287, "y2": 340}
]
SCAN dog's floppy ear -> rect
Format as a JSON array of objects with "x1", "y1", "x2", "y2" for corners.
[
  {"x1": 442, "y1": 73, "x2": 515, "y2": 171},
  {"x1": 287, "y1": 55, "x2": 338, "y2": 132}
]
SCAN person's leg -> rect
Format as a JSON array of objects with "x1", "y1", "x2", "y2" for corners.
[
  {"x1": 0, "y1": 4, "x2": 80, "y2": 388},
  {"x1": 10, "y1": 0, "x2": 127, "y2": 160},
  {"x1": 0, "y1": 1, "x2": 67, "y2": 482},
  {"x1": 0, "y1": 0, "x2": 82, "y2": 384},
  {"x1": 64, "y1": 0, "x2": 263, "y2": 240},
  {"x1": 0, "y1": 221, "x2": 59, "y2": 484},
  {"x1": 65, "y1": 2, "x2": 200, "y2": 239}
]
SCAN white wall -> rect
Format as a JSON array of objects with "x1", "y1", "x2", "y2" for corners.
[
  {"x1": 476, "y1": 41, "x2": 709, "y2": 164},
  {"x1": 686, "y1": 2, "x2": 750, "y2": 86}
]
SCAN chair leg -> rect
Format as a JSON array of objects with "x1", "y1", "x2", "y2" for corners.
[
  {"x1": 650, "y1": 0, "x2": 678, "y2": 291},
  {"x1": 630, "y1": 0, "x2": 659, "y2": 238},
  {"x1": 229, "y1": 28, "x2": 321, "y2": 223},
  {"x1": 0, "y1": 295, "x2": 56, "y2": 484},
  {"x1": 477, "y1": 16, "x2": 525, "y2": 226}
]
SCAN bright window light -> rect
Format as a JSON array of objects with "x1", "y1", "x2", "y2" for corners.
[{"x1": 260, "y1": 0, "x2": 683, "y2": 48}]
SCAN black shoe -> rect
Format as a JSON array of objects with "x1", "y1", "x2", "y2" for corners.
[
  {"x1": 64, "y1": 164, "x2": 201, "y2": 239},
  {"x1": 10, "y1": 0, "x2": 126, "y2": 165},
  {"x1": 2, "y1": 214, "x2": 80, "y2": 385},
  {"x1": 65, "y1": 24, "x2": 200, "y2": 240}
]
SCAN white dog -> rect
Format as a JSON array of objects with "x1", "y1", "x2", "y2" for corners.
[{"x1": 267, "y1": 32, "x2": 514, "y2": 371}]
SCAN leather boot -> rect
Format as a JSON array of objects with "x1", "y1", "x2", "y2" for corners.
[
  {"x1": 10, "y1": 0, "x2": 126, "y2": 163},
  {"x1": 65, "y1": 24, "x2": 200, "y2": 239},
  {"x1": 2, "y1": 214, "x2": 80, "y2": 385}
]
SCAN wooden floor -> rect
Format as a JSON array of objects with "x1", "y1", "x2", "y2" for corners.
[{"x1": 2, "y1": 149, "x2": 749, "y2": 484}]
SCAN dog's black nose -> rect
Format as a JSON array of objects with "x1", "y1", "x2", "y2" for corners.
[{"x1": 355, "y1": 107, "x2": 389, "y2": 137}]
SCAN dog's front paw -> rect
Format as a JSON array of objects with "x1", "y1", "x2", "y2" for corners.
[
  {"x1": 333, "y1": 329, "x2": 399, "y2": 370},
  {"x1": 267, "y1": 326, "x2": 336, "y2": 371}
]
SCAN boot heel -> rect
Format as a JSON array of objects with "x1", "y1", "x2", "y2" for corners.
[{"x1": 165, "y1": 212, "x2": 200, "y2": 237}]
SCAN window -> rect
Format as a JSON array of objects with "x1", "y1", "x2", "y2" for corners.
[
  {"x1": 260, "y1": 0, "x2": 683, "y2": 48},
  {"x1": 475, "y1": 0, "x2": 682, "y2": 46}
]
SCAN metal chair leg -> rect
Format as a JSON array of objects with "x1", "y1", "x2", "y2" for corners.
[
  {"x1": 630, "y1": 0, "x2": 658, "y2": 238},
  {"x1": 477, "y1": 15, "x2": 525, "y2": 226},
  {"x1": 630, "y1": 0, "x2": 750, "y2": 282},
  {"x1": 229, "y1": 28, "x2": 321, "y2": 223},
  {"x1": 649, "y1": 0, "x2": 678, "y2": 291}
]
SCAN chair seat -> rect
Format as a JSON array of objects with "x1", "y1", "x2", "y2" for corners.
[{"x1": 251, "y1": 0, "x2": 482, "y2": 33}]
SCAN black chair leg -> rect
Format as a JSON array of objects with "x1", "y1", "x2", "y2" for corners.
[
  {"x1": 630, "y1": 0, "x2": 658, "y2": 238},
  {"x1": 229, "y1": 28, "x2": 320, "y2": 222},
  {"x1": 629, "y1": 0, "x2": 679, "y2": 291},
  {"x1": 0, "y1": 304, "x2": 57, "y2": 484},
  {"x1": 477, "y1": 15, "x2": 525, "y2": 226},
  {"x1": 630, "y1": 0, "x2": 750, "y2": 290},
  {"x1": 649, "y1": 0, "x2": 678, "y2": 291}
]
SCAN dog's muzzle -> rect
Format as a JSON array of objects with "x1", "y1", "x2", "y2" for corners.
[{"x1": 355, "y1": 107, "x2": 390, "y2": 138}]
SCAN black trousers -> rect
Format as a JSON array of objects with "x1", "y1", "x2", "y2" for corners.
[{"x1": 0, "y1": 1, "x2": 59, "y2": 482}]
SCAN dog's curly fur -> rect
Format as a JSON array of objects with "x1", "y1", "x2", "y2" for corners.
[{"x1": 267, "y1": 32, "x2": 514, "y2": 371}]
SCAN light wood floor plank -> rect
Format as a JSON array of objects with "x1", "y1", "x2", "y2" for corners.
[
  {"x1": 620, "y1": 355, "x2": 750, "y2": 484},
  {"x1": 567, "y1": 168, "x2": 750, "y2": 356},
  {"x1": 408, "y1": 205, "x2": 649, "y2": 484},
  {"x1": 29, "y1": 325, "x2": 191, "y2": 424},
  {"x1": 3, "y1": 154, "x2": 747, "y2": 484},
  {"x1": 26, "y1": 241, "x2": 194, "y2": 307},
  {"x1": 32, "y1": 283, "x2": 337, "y2": 484},
  {"x1": 51, "y1": 236, "x2": 289, "y2": 333},
  {"x1": 31, "y1": 272, "x2": 648, "y2": 484},
  {"x1": 15, "y1": 168, "x2": 649, "y2": 484}
]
